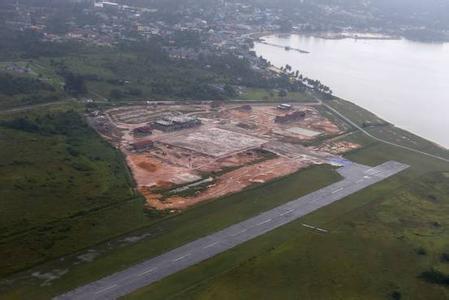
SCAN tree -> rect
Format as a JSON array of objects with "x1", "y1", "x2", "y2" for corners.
[
  {"x1": 109, "y1": 89, "x2": 123, "y2": 100},
  {"x1": 224, "y1": 84, "x2": 237, "y2": 97},
  {"x1": 278, "y1": 89, "x2": 287, "y2": 97},
  {"x1": 63, "y1": 72, "x2": 87, "y2": 96}
]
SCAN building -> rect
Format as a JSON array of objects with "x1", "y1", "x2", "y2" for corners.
[
  {"x1": 277, "y1": 103, "x2": 292, "y2": 110},
  {"x1": 237, "y1": 104, "x2": 252, "y2": 112},
  {"x1": 130, "y1": 140, "x2": 154, "y2": 152},
  {"x1": 152, "y1": 115, "x2": 202, "y2": 132},
  {"x1": 274, "y1": 111, "x2": 306, "y2": 124},
  {"x1": 132, "y1": 125, "x2": 153, "y2": 136}
]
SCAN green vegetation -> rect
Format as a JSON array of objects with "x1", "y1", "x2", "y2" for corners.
[
  {"x1": 0, "y1": 104, "x2": 163, "y2": 277},
  {"x1": 0, "y1": 165, "x2": 340, "y2": 299},
  {"x1": 327, "y1": 98, "x2": 388, "y2": 128},
  {"x1": 0, "y1": 73, "x2": 54, "y2": 96},
  {"x1": 239, "y1": 87, "x2": 315, "y2": 102},
  {"x1": 0, "y1": 69, "x2": 62, "y2": 109},
  {"x1": 420, "y1": 269, "x2": 449, "y2": 286}
]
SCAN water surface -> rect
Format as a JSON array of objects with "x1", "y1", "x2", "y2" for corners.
[{"x1": 254, "y1": 35, "x2": 449, "y2": 148}]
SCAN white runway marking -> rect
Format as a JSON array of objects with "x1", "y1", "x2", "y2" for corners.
[
  {"x1": 332, "y1": 187, "x2": 344, "y2": 194},
  {"x1": 366, "y1": 168, "x2": 378, "y2": 174},
  {"x1": 172, "y1": 254, "x2": 190, "y2": 262},
  {"x1": 280, "y1": 209, "x2": 295, "y2": 216},
  {"x1": 138, "y1": 268, "x2": 157, "y2": 277},
  {"x1": 95, "y1": 284, "x2": 118, "y2": 294},
  {"x1": 231, "y1": 229, "x2": 247, "y2": 236},
  {"x1": 203, "y1": 242, "x2": 218, "y2": 249},
  {"x1": 256, "y1": 219, "x2": 272, "y2": 226}
]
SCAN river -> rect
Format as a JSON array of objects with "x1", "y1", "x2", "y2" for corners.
[{"x1": 253, "y1": 34, "x2": 449, "y2": 149}]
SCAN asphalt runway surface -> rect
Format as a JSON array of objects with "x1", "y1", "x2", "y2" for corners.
[{"x1": 56, "y1": 160, "x2": 408, "y2": 300}]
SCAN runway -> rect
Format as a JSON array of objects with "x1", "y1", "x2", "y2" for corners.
[{"x1": 56, "y1": 160, "x2": 408, "y2": 300}]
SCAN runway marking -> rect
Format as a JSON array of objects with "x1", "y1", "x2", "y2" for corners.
[
  {"x1": 280, "y1": 209, "x2": 295, "y2": 216},
  {"x1": 332, "y1": 187, "x2": 343, "y2": 194},
  {"x1": 138, "y1": 267, "x2": 157, "y2": 277},
  {"x1": 366, "y1": 167, "x2": 377, "y2": 174},
  {"x1": 231, "y1": 229, "x2": 247, "y2": 236},
  {"x1": 366, "y1": 168, "x2": 383, "y2": 176},
  {"x1": 173, "y1": 254, "x2": 191, "y2": 262},
  {"x1": 256, "y1": 219, "x2": 272, "y2": 226},
  {"x1": 95, "y1": 284, "x2": 118, "y2": 294},
  {"x1": 203, "y1": 241, "x2": 218, "y2": 249}
]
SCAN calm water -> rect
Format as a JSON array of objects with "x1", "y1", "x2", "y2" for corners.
[{"x1": 254, "y1": 35, "x2": 449, "y2": 148}]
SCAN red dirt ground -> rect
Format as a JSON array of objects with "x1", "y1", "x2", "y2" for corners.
[{"x1": 142, "y1": 157, "x2": 317, "y2": 210}]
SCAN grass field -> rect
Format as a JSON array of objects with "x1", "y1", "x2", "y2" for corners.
[
  {"x1": 0, "y1": 61, "x2": 64, "y2": 109},
  {"x1": 34, "y1": 49, "x2": 221, "y2": 102},
  {"x1": 0, "y1": 103, "x2": 165, "y2": 277},
  {"x1": 0, "y1": 165, "x2": 340, "y2": 299}
]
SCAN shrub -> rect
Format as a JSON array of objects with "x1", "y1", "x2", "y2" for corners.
[
  {"x1": 419, "y1": 269, "x2": 449, "y2": 285},
  {"x1": 440, "y1": 253, "x2": 449, "y2": 263}
]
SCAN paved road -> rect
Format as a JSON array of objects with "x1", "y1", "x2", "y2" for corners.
[{"x1": 56, "y1": 161, "x2": 408, "y2": 300}]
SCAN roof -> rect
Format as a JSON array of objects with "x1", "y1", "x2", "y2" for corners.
[
  {"x1": 131, "y1": 140, "x2": 153, "y2": 148},
  {"x1": 154, "y1": 120, "x2": 173, "y2": 126},
  {"x1": 165, "y1": 115, "x2": 198, "y2": 123}
]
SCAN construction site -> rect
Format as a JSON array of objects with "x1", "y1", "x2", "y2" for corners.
[{"x1": 89, "y1": 102, "x2": 360, "y2": 210}]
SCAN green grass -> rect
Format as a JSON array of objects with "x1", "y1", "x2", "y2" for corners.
[
  {"x1": 0, "y1": 104, "x2": 164, "y2": 277},
  {"x1": 239, "y1": 87, "x2": 316, "y2": 102},
  {"x1": 0, "y1": 164, "x2": 340, "y2": 299},
  {"x1": 0, "y1": 60, "x2": 65, "y2": 109},
  {"x1": 326, "y1": 98, "x2": 388, "y2": 127},
  {"x1": 34, "y1": 49, "x2": 222, "y2": 102}
]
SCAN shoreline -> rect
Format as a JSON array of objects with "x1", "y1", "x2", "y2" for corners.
[
  {"x1": 251, "y1": 37, "x2": 449, "y2": 150},
  {"x1": 250, "y1": 30, "x2": 449, "y2": 44}
]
